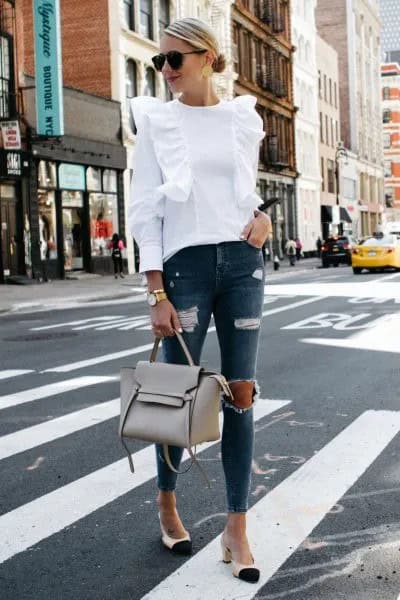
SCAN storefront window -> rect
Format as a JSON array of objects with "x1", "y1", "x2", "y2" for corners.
[
  {"x1": 62, "y1": 191, "x2": 83, "y2": 270},
  {"x1": 89, "y1": 193, "x2": 118, "y2": 256},
  {"x1": 86, "y1": 167, "x2": 102, "y2": 191},
  {"x1": 38, "y1": 161, "x2": 57, "y2": 188},
  {"x1": 38, "y1": 190, "x2": 58, "y2": 259},
  {"x1": 102, "y1": 169, "x2": 117, "y2": 193}
]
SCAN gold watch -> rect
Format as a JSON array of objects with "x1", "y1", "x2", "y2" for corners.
[{"x1": 147, "y1": 288, "x2": 167, "y2": 307}]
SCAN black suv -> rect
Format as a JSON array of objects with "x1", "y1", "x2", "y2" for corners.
[{"x1": 321, "y1": 236, "x2": 354, "y2": 268}]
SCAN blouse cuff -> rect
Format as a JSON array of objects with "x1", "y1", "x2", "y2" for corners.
[{"x1": 138, "y1": 244, "x2": 164, "y2": 274}]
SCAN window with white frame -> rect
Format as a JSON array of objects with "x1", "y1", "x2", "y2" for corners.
[
  {"x1": 143, "y1": 66, "x2": 156, "y2": 96},
  {"x1": 123, "y1": 0, "x2": 134, "y2": 30},
  {"x1": 158, "y1": 0, "x2": 169, "y2": 40},
  {"x1": 383, "y1": 132, "x2": 391, "y2": 149},
  {"x1": 384, "y1": 160, "x2": 392, "y2": 177},
  {"x1": 126, "y1": 59, "x2": 137, "y2": 130},
  {"x1": 139, "y1": 0, "x2": 153, "y2": 39}
]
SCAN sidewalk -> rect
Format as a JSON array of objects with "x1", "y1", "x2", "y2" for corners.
[{"x1": 0, "y1": 257, "x2": 320, "y2": 314}]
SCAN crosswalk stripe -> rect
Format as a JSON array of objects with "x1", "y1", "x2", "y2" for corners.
[
  {"x1": 0, "y1": 370, "x2": 34, "y2": 381},
  {"x1": 0, "y1": 399, "x2": 119, "y2": 461},
  {"x1": 0, "y1": 399, "x2": 290, "y2": 564},
  {"x1": 42, "y1": 297, "x2": 323, "y2": 373},
  {"x1": 30, "y1": 316, "x2": 126, "y2": 331},
  {"x1": 142, "y1": 409, "x2": 400, "y2": 600},
  {"x1": 42, "y1": 343, "x2": 155, "y2": 374},
  {"x1": 0, "y1": 376, "x2": 117, "y2": 411}
]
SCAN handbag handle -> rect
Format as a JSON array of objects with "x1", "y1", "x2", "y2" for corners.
[{"x1": 150, "y1": 329, "x2": 195, "y2": 366}]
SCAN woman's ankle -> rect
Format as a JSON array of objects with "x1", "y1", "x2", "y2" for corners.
[
  {"x1": 225, "y1": 513, "x2": 247, "y2": 535},
  {"x1": 157, "y1": 490, "x2": 177, "y2": 511}
]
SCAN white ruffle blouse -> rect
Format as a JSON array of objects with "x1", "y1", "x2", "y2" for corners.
[{"x1": 128, "y1": 94, "x2": 266, "y2": 273}]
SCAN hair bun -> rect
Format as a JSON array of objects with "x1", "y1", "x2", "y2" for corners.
[{"x1": 213, "y1": 53, "x2": 226, "y2": 74}]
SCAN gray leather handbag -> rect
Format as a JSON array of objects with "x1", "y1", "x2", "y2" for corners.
[{"x1": 119, "y1": 330, "x2": 233, "y2": 485}]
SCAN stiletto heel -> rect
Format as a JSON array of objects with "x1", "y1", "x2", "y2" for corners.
[
  {"x1": 220, "y1": 535, "x2": 260, "y2": 583},
  {"x1": 158, "y1": 512, "x2": 192, "y2": 555}
]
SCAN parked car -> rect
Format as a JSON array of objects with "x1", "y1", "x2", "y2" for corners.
[
  {"x1": 321, "y1": 235, "x2": 354, "y2": 268},
  {"x1": 351, "y1": 234, "x2": 400, "y2": 274}
]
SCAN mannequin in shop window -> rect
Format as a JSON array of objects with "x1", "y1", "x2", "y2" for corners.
[{"x1": 39, "y1": 213, "x2": 51, "y2": 282}]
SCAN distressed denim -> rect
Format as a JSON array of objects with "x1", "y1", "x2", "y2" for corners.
[{"x1": 155, "y1": 241, "x2": 265, "y2": 512}]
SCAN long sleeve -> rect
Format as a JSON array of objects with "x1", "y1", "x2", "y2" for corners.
[{"x1": 128, "y1": 98, "x2": 165, "y2": 273}]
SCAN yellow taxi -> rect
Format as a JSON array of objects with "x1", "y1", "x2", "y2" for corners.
[{"x1": 352, "y1": 234, "x2": 400, "y2": 274}]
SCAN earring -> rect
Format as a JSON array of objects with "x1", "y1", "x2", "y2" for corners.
[{"x1": 201, "y1": 64, "x2": 213, "y2": 78}]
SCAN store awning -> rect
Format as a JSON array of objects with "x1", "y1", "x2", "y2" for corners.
[
  {"x1": 321, "y1": 205, "x2": 333, "y2": 223},
  {"x1": 340, "y1": 207, "x2": 352, "y2": 223}
]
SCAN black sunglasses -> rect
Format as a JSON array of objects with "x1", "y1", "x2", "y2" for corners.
[{"x1": 151, "y1": 49, "x2": 207, "y2": 72}]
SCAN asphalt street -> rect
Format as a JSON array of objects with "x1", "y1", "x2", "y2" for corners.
[{"x1": 1, "y1": 263, "x2": 400, "y2": 600}]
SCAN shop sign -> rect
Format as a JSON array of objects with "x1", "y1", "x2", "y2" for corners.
[
  {"x1": 59, "y1": 163, "x2": 85, "y2": 190},
  {"x1": 0, "y1": 150, "x2": 30, "y2": 178},
  {"x1": 33, "y1": 0, "x2": 64, "y2": 136},
  {"x1": 1, "y1": 121, "x2": 21, "y2": 150}
]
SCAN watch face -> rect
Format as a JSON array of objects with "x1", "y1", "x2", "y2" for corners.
[{"x1": 147, "y1": 293, "x2": 157, "y2": 307}]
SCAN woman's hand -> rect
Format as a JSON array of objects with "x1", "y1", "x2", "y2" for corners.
[
  {"x1": 150, "y1": 299, "x2": 182, "y2": 338},
  {"x1": 240, "y1": 210, "x2": 272, "y2": 249}
]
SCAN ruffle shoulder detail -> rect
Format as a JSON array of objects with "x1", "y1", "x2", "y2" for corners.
[
  {"x1": 232, "y1": 95, "x2": 265, "y2": 209},
  {"x1": 129, "y1": 96, "x2": 163, "y2": 132},
  {"x1": 145, "y1": 100, "x2": 193, "y2": 204}
]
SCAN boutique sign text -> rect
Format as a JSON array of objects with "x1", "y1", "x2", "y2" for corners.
[{"x1": 33, "y1": 0, "x2": 64, "y2": 137}]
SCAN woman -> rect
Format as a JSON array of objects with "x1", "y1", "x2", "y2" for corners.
[
  {"x1": 109, "y1": 233, "x2": 125, "y2": 279},
  {"x1": 128, "y1": 17, "x2": 271, "y2": 583}
]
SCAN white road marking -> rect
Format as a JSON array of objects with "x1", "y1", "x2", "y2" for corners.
[
  {"x1": 7, "y1": 294, "x2": 146, "y2": 314},
  {"x1": 43, "y1": 297, "x2": 323, "y2": 373},
  {"x1": 30, "y1": 316, "x2": 126, "y2": 331},
  {"x1": 0, "y1": 399, "x2": 119, "y2": 461},
  {"x1": 142, "y1": 410, "x2": 400, "y2": 600},
  {"x1": 265, "y1": 282, "x2": 400, "y2": 300},
  {"x1": 0, "y1": 376, "x2": 117, "y2": 411},
  {"x1": 301, "y1": 311, "x2": 400, "y2": 354},
  {"x1": 0, "y1": 370, "x2": 33, "y2": 381},
  {"x1": 42, "y1": 343, "x2": 155, "y2": 373},
  {"x1": 368, "y1": 272, "x2": 400, "y2": 283},
  {"x1": 32, "y1": 295, "x2": 297, "y2": 335},
  {"x1": 282, "y1": 312, "x2": 374, "y2": 331},
  {"x1": 0, "y1": 399, "x2": 290, "y2": 564}
]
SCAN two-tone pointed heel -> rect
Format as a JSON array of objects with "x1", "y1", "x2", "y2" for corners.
[
  {"x1": 220, "y1": 536, "x2": 260, "y2": 583},
  {"x1": 159, "y1": 513, "x2": 192, "y2": 555}
]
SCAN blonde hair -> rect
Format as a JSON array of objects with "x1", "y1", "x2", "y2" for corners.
[{"x1": 163, "y1": 17, "x2": 226, "y2": 74}]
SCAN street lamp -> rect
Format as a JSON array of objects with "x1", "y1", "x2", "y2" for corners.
[{"x1": 335, "y1": 141, "x2": 348, "y2": 236}]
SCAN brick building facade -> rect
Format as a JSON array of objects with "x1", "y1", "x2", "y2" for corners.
[
  {"x1": 382, "y1": 62, "x2": 400, "y2": 220},
  {"x1": 232, "y1": 0, "x2": 297, "y2": 256},
  {"x1": 0, "y1": 0, "x2": 126, "y2": 283}
]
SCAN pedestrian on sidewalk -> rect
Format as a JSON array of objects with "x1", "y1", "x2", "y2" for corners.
[
  {"x1": 316, "y1": 236, "x2": 322, "y2": 258},
  {"x1": 128, "y1": 17, "x2": 271, "y2": 584},
  {"x1": 295, "y1": 237, "x2": 302, "y2": 261},
  {"x1": 285, "y1": 238, "x2": 296, "y2": 266},
  {"x1": 109, "y1": 233, "x2": 125, "y2": 279}
]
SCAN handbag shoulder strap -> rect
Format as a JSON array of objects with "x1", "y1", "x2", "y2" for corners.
[{"x1": 163, "y1": 444, "x2": 211, "y2": 488}]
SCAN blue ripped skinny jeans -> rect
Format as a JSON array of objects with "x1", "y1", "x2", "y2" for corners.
[{"x1": 156, "y1": 241, "x2": 265, "y2": 513}]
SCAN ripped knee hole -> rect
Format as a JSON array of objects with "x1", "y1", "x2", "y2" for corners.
[{"x1": 224, "y1": 380, "x2": 258, "y2": 411}]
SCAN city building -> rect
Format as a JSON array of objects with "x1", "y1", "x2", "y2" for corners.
[
  {"x1": 381, "y1": 62, "x2": 400, "y2": 222},
  {"x1": 0, "y1": 0, "x2": 127, "y2": 283},
  {"x1": 0, "y1": 0, "x2": 30, "y2": 283},
  {"x1": 292, "y1": 0, "x2": 320, "y2": 253},
  {"x1": 379, "y1": 0, "x2": 400, "y2": 62},
  {"x1": 316, "y1": 34, "x2": 354, "y2": 239},
  {"x1": 233, "y1": 0, "x2": 297, "y2": 257},
  {"x1": 316, "y1": 0, "x2": 384, "y2": 237}
]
